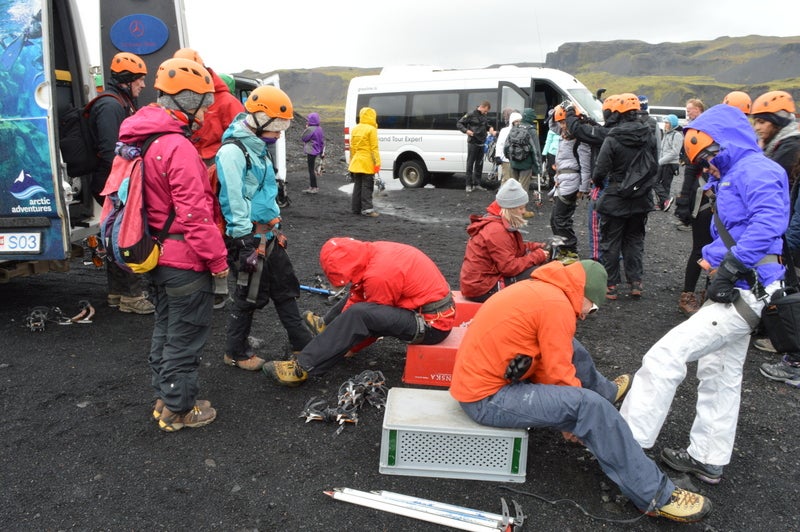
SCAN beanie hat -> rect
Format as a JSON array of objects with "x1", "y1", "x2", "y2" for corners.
[
  {"x1": 218, "y1": 73, "x2": 236, "y2": 94},
  {"x1": 111, "y1": 71, "x2": 145, "y2": 84},
  {"x1": 158, "y1": 89, "x2": 214, "y2": 111},
  {"x1": 245, "y1": 111, "x2": 292, "y2": 132},
  {"x1": 508, "y1": 112, "x2": 523, "y2": 125},
  {"x1": 579, "y1": 260, "x2": 608, "y2": 307},
  {"x1": 495, "y1": 179, "x2": 528, "y2": 208},
  {"x1": 665, "y1": 114, "x2": 679, "y2": 129},
  {"x1": 751, "y1": 111, "x2": 793, "y2": 128}
]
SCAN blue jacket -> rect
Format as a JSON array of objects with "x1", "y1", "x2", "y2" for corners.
[
  {"x1": 696, "y1": 104, "x2": 789, "y2": 288},
  {"x1": 216, "y1": 113, "x2": 280, "y2": 239}
]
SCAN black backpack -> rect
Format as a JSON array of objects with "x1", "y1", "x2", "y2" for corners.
[
  {"x1": 617, "y1": 147, "x2": 658, "y2": 198},
  {"x1": 506, "y1": 126, "x2": 532, "y2": 162},
  {"x1": 58, "y1": 93, "x2": 125, "y2": 177}
]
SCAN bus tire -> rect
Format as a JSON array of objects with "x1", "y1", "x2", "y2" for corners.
[{"x1": 398, "y1": 160, "x2": 426, "y2": 188}]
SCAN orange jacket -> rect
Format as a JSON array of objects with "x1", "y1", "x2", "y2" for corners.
[{"x1": 450, "y1": 261, "x2": 587, "y2": 403}]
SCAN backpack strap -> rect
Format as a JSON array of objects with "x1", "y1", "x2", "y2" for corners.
[
  {"x1": 221, "y1": 138, "x2": 251, "y2": 170},
  {"x1": 140, "y1": 133, "x2": 176, "y2": 242}
]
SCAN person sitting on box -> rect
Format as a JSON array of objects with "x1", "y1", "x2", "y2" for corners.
[
  {"x1": 459, "y1": 179, "x2": 549, "y2": 302},
  {"x1": 449, "y1": 259, "x2": 712, "y2": 523},
  {"x1": 263, "y1": 237, "x2": 455, "y2": 386}
]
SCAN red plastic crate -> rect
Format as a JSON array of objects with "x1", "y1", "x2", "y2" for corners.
[
  {"x1": 453, "y1": 290, "x2": 482, "y2": 326},
  {"x1": 402, "y1": 326, "x2": 467, "y2": 387}
]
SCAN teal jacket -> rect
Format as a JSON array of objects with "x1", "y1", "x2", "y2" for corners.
[{"x1": 216, "y1": 113, "x2": 280, "y2": 238}]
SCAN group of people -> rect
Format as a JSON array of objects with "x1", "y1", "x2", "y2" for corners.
[{"x1": 94, "y1": 51, "x2": 799, "y2": 523}]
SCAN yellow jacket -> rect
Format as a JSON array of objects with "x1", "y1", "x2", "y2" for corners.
[{"x1": 348, "y1": 107, "x2": 381, "y2": 174}]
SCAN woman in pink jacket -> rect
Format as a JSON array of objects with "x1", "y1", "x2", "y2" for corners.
[{"x1": 118, "y1": 58, "x2": 228, "y2": 432}]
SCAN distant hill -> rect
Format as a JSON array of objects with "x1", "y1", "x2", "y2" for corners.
[{"x1": 238, "y1": 35, "x2": 800, "y2": 124}]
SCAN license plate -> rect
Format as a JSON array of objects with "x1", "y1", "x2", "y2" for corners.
[{"x1": 0, "y1": 232, "x2": 42, "y2": 253}]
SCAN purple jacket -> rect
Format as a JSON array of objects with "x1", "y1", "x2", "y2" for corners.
[
  {"x1": 117, "y1": 104, "x2": 228, "y2": 274},
  {"x1": 301, "y1": 112, "x2": 325, "y2": 156}
]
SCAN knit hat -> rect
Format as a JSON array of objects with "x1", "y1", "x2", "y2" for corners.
[
  {"x1": 245, "y1": 111, "x2": 292, "y2": 132},
  {"x1": 665, "y1": 114, "x2": 679, "y2": 129},
  {"x1": 579, "y1": 260, "x2": 608, "y2": 307},
  {"x1": 508, "y1": 112, "x2": 522, "y2": 125},
  {"x1": 495, "y1": 179, "x2": 528, "y2": 208},
  {"x1": 158, "y1": 89, "x2": 214, "y2": 111}
]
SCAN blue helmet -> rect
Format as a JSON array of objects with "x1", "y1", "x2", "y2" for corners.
[{"x1": 637, "y1": 95, "x2": 649, "y2": 111}]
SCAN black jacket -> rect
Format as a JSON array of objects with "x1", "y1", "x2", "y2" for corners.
[
  {"x1": 457, "y1": 108, "x2": 492, "y2": 145},
  {"x1": 88, "y1": 84, "x2": 137, "y2": 195},
  {"x1": 592, "y1": 117, "x2": 657, "y2": 216}
]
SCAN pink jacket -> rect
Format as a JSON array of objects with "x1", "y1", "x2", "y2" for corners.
[{"x1": 117, "y1": 104, "x2": 228, "y2": 274}]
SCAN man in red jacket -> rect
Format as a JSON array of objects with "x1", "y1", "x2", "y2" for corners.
[
  {"x1": 263, "y1": 237, "x2": 455, "y2": 386},
  {"x1": 450, "y1": 260, "x2": 711, "y2": 523}
]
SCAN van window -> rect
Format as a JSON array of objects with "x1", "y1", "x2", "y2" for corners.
[
  {"x1": 409, "y1": 92, "x2": 459, "y2": 130},
  {"x1": 359, "y1": 93, "x2": 406, "y2": 128}
]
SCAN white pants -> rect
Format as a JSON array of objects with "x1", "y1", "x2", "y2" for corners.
[{"x1": 620, "y1": 282, "x2": 778, "y2": 466}]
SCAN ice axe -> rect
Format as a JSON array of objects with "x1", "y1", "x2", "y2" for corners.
[{"x1": 300, "y1": 285, "x2": 346, "y2": 301}]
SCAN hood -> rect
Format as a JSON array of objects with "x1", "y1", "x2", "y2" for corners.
[
  {"x1": 466, "y1": 201, "x2": 504, "y2": 236},
  {"x1": 358, "y1": 107, "x2": 378, "y2": 128},
  {"x1": 521, "y1": 108, "x2": 537, "y2": 125},
  {"x1": 118, "y1": 104, "x2": 188, "y2": 145},
  {"x1": 530, "y1": 261, "x2": 587, "y2": 315},
  {"x1": 307, "y1": 112, "x2": 321, "y2": 126},
  {"x1": 320, "y1": 237, "x2": 370, "y2": 287},
  {"x1": 209, "y1": 69, "x2": 229, "y2": 95},
  {"x1": 607, "y1": 119, "x2": 652, "y2": 148},
  {"x1": 687, "y1": 104, "x2": 761, "y2": 175},
  {"x1": 508, "y1": 112, "x2": 522, "y2": 125}
]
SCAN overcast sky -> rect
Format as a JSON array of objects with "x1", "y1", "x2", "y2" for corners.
[{"x1": 79, "y1": 0, "x2": 799, "y2": 73}]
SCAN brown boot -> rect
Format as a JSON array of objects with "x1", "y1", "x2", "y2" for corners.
[
  {"x1": 158, "y1": 403, "x2": 217, "y2": 432},
  {"x1": 679, "y1": 292, "x2": 700, "y2": 316}
]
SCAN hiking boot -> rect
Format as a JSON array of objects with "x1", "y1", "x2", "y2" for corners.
[
  {"x1": 158, "y1": 403, "x2": 217, "y2": 432},
  {"x1": 361, "y1": 210, "x2": 379, "y2": 217},
  {"x1": 676, "y1": 222, "x2": 692, "y2": 232},
  {"x1": 661, "y1": 447, "x2": 723, "y2": 484},
  {"x1": 613, "y1": 374, "x2": 632, "y2": 404},
  {"x1": 556, "y1": 250, "x2": 579, "y2": 265},
  {"x1": 465, "y1": 185, "x2": 474, "y2": 193},
  {"x1": 223, "y1": 353, "x2": 266, "y2": 371},
  {"x1": 753, "y1": 337, "x2": 777, "y2": 353},
  {"x1": 262, "y1": 359, "x2": 308, "y2": 387},
  {"x1": 649, "y1": 487, "x2": 712, "y2": 523},
  {"x1": 629, "y1": 281, "x2": 643, "y2": 298},
  {"x1": 606, "y1": 285, "x2": 618, "y2": 300},
  {"x1": 119, "y1": 295, "x2": 155, "y2": 315},
  {"x1": 303, "y1": 311, "x2": 326, "y2": 336},
  {"x1": 759, "y1": 356, "x2": 800, "y2": 385},
  {"x1": 678, "y1": 292, "x2": 700, "y2": 316},
  {"x1": 107, "y1": 294, "x2": 121, "y2": 308},
  {"x1": 302, "y1": 187, "x2": 319, "y2": 194},
  {"x1": 152, "y1": 398, "x2": 210, "y2": 421},
  {"x1": 522, "y1": 210, "x2": 535, "y2": 219}
]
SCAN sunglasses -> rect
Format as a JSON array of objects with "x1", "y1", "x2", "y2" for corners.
[{"x1": 696, "y1": 143, "x2": 721, "y2": 162}]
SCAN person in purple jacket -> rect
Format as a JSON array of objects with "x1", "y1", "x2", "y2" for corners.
[
  {"x1": 301, "y1": 112, "x2": 325, "y2": 193},
  {"x1": 621, "y1": 104, "x2": 789, "y2": 485}
]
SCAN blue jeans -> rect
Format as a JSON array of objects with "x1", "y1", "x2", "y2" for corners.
[{"x1": 459, "y1": 339, "x2": 674, "y2": 511}]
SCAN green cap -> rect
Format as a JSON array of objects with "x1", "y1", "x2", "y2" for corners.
[{"x1": 579, "y1": 260, "x2": 608, "y2": 306}]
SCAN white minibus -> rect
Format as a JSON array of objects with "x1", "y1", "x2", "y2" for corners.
[{"x1": 344, "y1": 65, "x2": 602, "y2": 188}]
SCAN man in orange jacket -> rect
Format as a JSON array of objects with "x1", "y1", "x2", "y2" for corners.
[{"x1": 450, "y1": 260, "x2": 711, "y2": 523}]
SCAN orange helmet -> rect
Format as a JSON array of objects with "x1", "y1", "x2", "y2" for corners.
[
  {"x1": 154, "y1": 58, "x2": 214, "y2": 96},
  {"x1": 722, "y1": 91, "x2": 752, "y2": 114},
  {"x1": 173, "y1": 47, "x2": 205, "y2": 66},
  {"x1": 616, "y1": 93, "x2": 641, "y2": 114},
  {"x1": 752, "y1": 90, "x2": 796, "y2": 115},
  {"x1": 109, "y1": 52, "x2": 146, "y2": 82},
  {"x1": 601, "y1": 95, "x2": 619, "y2": 112},
  {"x1": 245, "y1": 86, "x2": 293, "y2": 120},
  {"x1": 684, "y1": 129, "x2": 719, "y2": 164},
  {"x1": 554, "y1": 105, "x2": 567, "y2": 122}
]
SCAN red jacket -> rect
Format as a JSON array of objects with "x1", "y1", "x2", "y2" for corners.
[
  {"x1": 320, "y1": 238, "x2": 454, "y2": 331},
  {"x1": 191, "y1": 69, "x2": 245, "y2": 161},
  {"x1": 450, "y1": 261, "x2": 587, "y2": 403},
  {"x1": 117, "y1": 104, "x2": 228, "y2": 274},
  {"x1": 459, "y1": 201, "x2": 547, "y2": 298}
]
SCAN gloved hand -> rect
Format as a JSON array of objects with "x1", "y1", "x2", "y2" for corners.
[
  {"x1": 495, "y1": 156, "x2": 503, "y2": 164},
  {"x1": 525, "y1": 241, "x2": 545, "y2": 252},
  {"x1": 373, "y1": 165, "x2": 381, "y2": 174},
  {"x1": 239, "y1": 247, "x2": 259, "y2": 273},
  {"x1": 708, "y1": 253, "x2": 748, "y2": 303},
  {"x1": 528, "y1": 248, "x2": 548, "y2": 265},
  {"x1": 673, "y1": 196, "x2": 691, "y2": 225}
]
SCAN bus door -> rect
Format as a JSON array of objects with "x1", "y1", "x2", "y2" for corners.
[
  {"x1": 497, "y1": 81, "x2": 530, "y2": 128},
  {"x1": 0, "y1": 0, "x2": 73, "y2": 270}
]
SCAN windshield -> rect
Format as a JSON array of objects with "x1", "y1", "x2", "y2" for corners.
[{"x1": 569, "y1": 88, "x2": 603, "y2": 123}]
